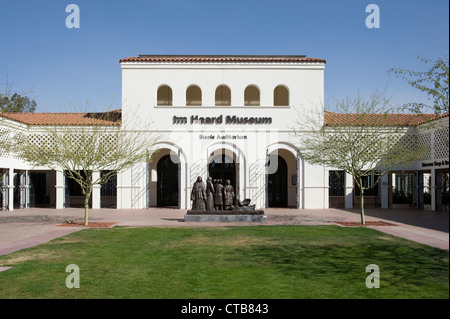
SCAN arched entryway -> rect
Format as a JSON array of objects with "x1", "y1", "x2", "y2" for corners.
[
  {"x1": 266, "y1": 145, "x2": 299, "y2": 208},
  {"x1": 208, "y1": 153, "x2": 237, "y2": 192},
  {"x1": 157, "y1": 154, "x2": 179, "y2": 207},
  {"x1": 267, "y1": 155, "x2": 288, "y2": 207}
]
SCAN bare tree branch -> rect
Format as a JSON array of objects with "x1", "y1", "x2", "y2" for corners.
[
  {"x1": 291, "y1": 91, "x2": 425, "y2": 224},
  {"x1": 16, "y1": 110, "x2": 159, "y2": 225}
]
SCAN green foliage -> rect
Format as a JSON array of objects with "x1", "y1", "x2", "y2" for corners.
[
  {"x1": 423, "y1": 192, "x2": 432, "y2": 205},
  {"x1": 391, "y1": 54, "x2": 449, "y2": 114},
  {"x1": 16, "y1": 110, "x2": 159, "y2": 226},
  {"x1": 393, "y1": 189, "x2": 413, "y2": 205},
  {"x1": 292, "y1": 91, "x2": 424, "y2": 224},
  {"x1": 0, "y1": 92, "x2": 36, "y2": 113}
]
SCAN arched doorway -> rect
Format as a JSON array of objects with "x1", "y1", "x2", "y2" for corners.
[
  {"x1": 157, "y1": 154, "x2": 179, "y2": 207},
  {"x1": 208, "y1": 153, "x2": 236, "y2": 192},
  {"x1": 267, "y1": 155, "x2": 288, "y2": 207}
]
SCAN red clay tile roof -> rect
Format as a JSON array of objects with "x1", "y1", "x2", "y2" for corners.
[
  {"x1": 416, "y1": 111, "x2": 449, "y2": 124},
  {"x1": 0, "y1": 112, "x2": 121, "y2": 126},
  {"x1": 2, "y1": 110, "x2": 446, "y2": 127},
  {"x1": 324, "y1": 111, "x2": 449, "y2": 127},
  {"x1": 120, "y1": 55, "x2": 326, "y2": 64}
]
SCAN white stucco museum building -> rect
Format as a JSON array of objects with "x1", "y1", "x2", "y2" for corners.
[{"x1": 1, "y1": 55, "x2": 448, "y2": 212}]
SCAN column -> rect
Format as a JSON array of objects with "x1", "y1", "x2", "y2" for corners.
[
  {"x1": 181, "y1": 162, "x2": 187, "y2": 209},
  {"x1": 18, "y1": 170, "x2": 30, "y2": 209},
  {"x1": 92, "y1": 171, "x2": 101, "y2": 209},
  {"x1": 25, "y1": 170, "x2": 30, "y2": 209},
  {"x1": 431, "y1": 168, "x2": 436, "y2": 211},
  {"x1": 1, "y1": 170, "x2": 6, "y2": 210},
  {"x1": 416, "y1": 171, "x2": 424, "y2": 209},
  {"x1": 55, "y1": 170, "x2": 65, "y2": 209},
  {"x1": 380, "y1": 174, "x2": 389, "y2": 209},
  {"x1": 324, "y1": 168, "x2": 330, "y2": 209},
  {"x1": 8, "y1": 168, "x2": 14, "y2": 211},
  {"x1": 116, "y1": 171, "x2": 123, "y2": 209},
  {"x1": 296, "y1": 154, "x2": 301, "y2": 209},
  {"x1": 435, "y1": 170, "x2": 442, "y2": 211},
  {"x1": 345, "y1": 172, "x2": 353, "y2": 209}
]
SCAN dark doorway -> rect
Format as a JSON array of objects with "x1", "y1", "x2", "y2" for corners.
[
  {"x1": 329, "y1": 170, "x2": 345, "y2": 208},
  {"x1": 208, "y1": 154, "x2": 236, "y2": 191},
  {"x1": 157, "y1": 155, "x2": 179, "y2": 207},
  {"x1": 101, "y1": 171, "x2": 117, "y2": 208},
  {"x1": 65, "y1": 171, "x2": 92, "y2": 208},
  {"x1": 267, "y1": 155, "x2": 288, "y2": 207},
  {"x1": 29, "y1": 172, "x2": 50, "y2": 207}
]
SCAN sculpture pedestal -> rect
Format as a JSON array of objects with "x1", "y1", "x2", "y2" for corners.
[{"x1": 184, "y1": 210, "x2": 266, "y2": 223}]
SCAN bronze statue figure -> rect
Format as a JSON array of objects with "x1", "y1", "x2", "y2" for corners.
[
  {"x1": 191, "y1": 176, "x2": 206, "y2": 211},
  {"x1": 213, "y1": 179, "x2": 224, "y2": 211},
  {"x1": 190, "y1": 177, "x2": 257, "y2": 212},
  {"x1": 223, "y1": 179, "x2": 234, "y2": 210},
  {"x1": 205, "y1": 177, "x2": 215, "y2": 211}
]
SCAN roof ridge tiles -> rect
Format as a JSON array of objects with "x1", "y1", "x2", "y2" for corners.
[
  {"x1": 119, "y1": 55, "x2": 327, "y2": 64},
  {"x1": 0, "y1": 112, "x2": 121, "y2": 126}
]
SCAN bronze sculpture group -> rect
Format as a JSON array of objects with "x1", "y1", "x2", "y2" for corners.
[{"x1": 191, "y1": 176, "x2": 255, "y2": 211}]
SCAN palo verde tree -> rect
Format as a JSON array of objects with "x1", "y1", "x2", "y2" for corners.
[
  {"x1": 17, "y1": 110, "x2": 159, "y2": 226},
  {"x1": 292, "y1": 92, "x2": 426, "y2": 224},
  {"x1": 390, "y1": 54, "x2": 449, "y2": 114}
]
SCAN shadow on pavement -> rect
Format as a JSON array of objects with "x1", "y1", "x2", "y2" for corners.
[{"x1": 343, "y1": 208, "x2": 449, "y2": 233}]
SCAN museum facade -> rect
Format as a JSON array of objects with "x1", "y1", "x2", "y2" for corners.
[{"x1": 1, "y1": 55, "x2": 449, "y2": 211}]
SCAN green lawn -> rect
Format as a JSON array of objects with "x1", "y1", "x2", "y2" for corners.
[{"x1": 0, "y1": 225, "x2": 448, "y2": 299}]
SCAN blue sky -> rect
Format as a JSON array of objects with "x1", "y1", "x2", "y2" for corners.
[{"x1": 0, "y1": 0, "x2": 448, "y2": 112}]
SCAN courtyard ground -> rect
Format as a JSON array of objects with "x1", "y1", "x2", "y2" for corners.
[{"x1": 0, "y1": 207, "x2": 448, "y2": 256}]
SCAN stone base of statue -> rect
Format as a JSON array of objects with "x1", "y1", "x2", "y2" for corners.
[
  {"x1": 186, "y1": 184, "x2": 265, "y2": 222},
  {"x1": 184, "y1": 209, "x2": 267, "y2": 223}
]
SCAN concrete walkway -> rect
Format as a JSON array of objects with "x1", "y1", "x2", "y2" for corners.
[{"x1": 0, "y1": 207, "x2": 448, "y2": 257}]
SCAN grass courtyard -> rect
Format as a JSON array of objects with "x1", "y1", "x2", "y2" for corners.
[{"x1": 0, "y1": 225, "x2": 448, "y2": 299}]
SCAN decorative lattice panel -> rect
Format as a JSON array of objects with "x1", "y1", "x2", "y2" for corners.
[
  {"x1": 0, "y1": 127, "x2": 24, "y2": 159},
  {"x1": 417, "y1": 132, "x2": 432, "y2": 161},
  {"x1": 27, "y1": 133, "x2": 55, "y2": 153},
  {"x1": 397, "y1": 133, "x2": 416, "y2": 151},
  {"x1": 0, "y1": 129, "x2": 119, "y2": 163},
  {"x1": 434, "y1": 127, "x2": 449, "y2": 159},
  {"x1": 0, "y1": 127, "x2": 10, "y2": 158},
  {"x1": 26, "y1": 132, "x2": 118, "y2": 151}
]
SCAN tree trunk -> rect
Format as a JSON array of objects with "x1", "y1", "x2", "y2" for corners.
[
  {"x1": 84, "y1": 191, "x2": 91, "y2": 226},
  {"x1": 359, "y1": 179, "x2": 366, "y2": 225}
]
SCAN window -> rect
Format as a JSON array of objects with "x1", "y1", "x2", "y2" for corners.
[
  {"x1": 157, "y1": 85, "x2": 172, "y2": 106},
  {"x1": 244, "y1": 85, "x2": 260, "y2": 106},
  {"x1": 186, "y1": 85, "x2": 202, "y2": 106},
  {"x1": 329, "y1": 171, "x2": 345, "y2": 197},
  {"x1": 215, "y1": 85, "x2": 231, "y2": 106},
  {"x1": 274, "y1": 85, "x2": 289, "y2": 106}
]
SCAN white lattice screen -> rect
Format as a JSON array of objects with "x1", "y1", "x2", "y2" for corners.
[
  {"x1": 417, "y1": 131, "x2": 432, "y2": 161},
  {"x1": 0, "y1": 127, "x2": 10, "y2": 158},
  {"x1": 26, "y1": 132, "x2": 119, "y2": 153},
  {"x1": 0, "y1": 127, "x2": 24, "y2": 159},
  {"x1": 0, "y1": 123, "x2": 448, "y2": 166},
  {"x1": 1, "y1": 127, "x2": 120, "y2": 161},
  {"x1": 434, "y1": 127, "x2": 449, "y2": 159}
]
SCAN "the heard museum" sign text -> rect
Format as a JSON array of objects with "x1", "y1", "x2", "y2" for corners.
[{"x1": 172, "y1": 115, "x2": 272, "y2": 125}]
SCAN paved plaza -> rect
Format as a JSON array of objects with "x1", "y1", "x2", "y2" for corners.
[{"x1": 0, "y1": 207, "x2": 448, "y2": 257}]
